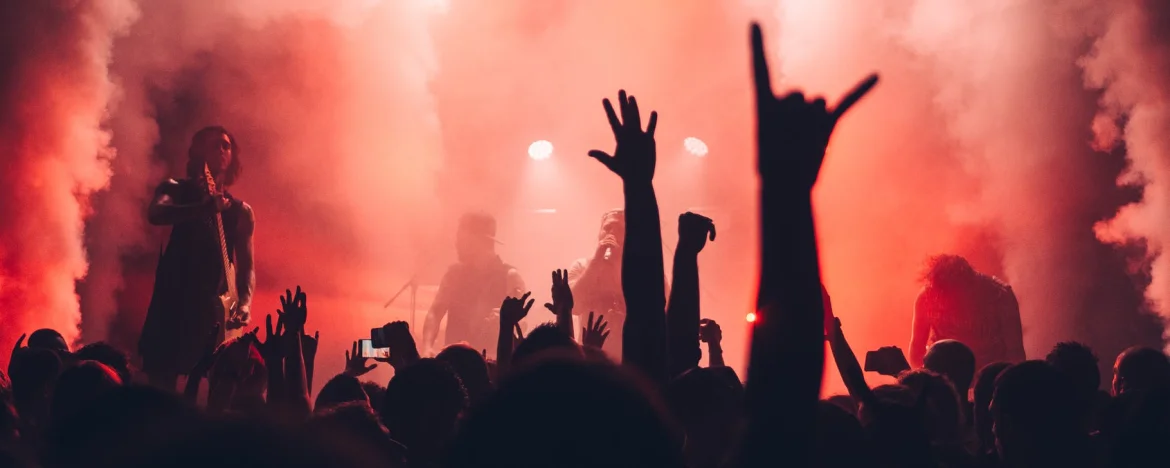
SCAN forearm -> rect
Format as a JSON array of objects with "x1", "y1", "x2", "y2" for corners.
[
  {"x1": 236, "y1": 260, "x2": 255, "y2": 309},
  {"x1": 497, "y1": 322, "x2": 514, "y2": 375},
  {"x1": 744, "y1": 190, "x2": 824, "y2": 466},
  {"x1": 667, "y1": 250, "x2": 701, "y2": 377},
  {"x1": 706, "y1": 342, "x2": 725, "y2": 367},
  {"x1": 556, "y1": 310, "x2": 573, "y2": 339},
  {"x1": 621, "y1": 181, "x2": 668, "y2": 382},
  {"x1": 283, "y1": 334, "x2": 311, "y2": 418},
  {"x1": 908, "y1": 312, "x2": 929, "y2": 368},
  {"x1": 828, "y1": 329, "x2": 876, "y2": 407}
]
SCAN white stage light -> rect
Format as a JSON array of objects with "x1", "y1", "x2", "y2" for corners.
[
  {"x1": 528, "y1": 140, "x2": 553, "y2": 161},
  {"x1": 684, "y1": 137, "x2": 708, "y2": 157}
]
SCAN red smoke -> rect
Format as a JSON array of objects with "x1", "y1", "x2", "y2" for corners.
[{"x1": 0, "y1": 0, "x2": 135, "y2": 363}]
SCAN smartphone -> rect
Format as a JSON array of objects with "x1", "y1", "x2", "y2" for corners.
[
  {"x1": 864, "y1": 347, "x2": 911, "y2": 377},
  {"x1": 359, "y1": 339, "x2": 389, "y2": 359},
  {"x1": 371, "y1": 327, "x2": 388, "y2": 348}
]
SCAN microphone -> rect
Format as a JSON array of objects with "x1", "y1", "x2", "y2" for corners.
[{"x1": 604, "y1": 247, "x2": 612, "y2": 261}]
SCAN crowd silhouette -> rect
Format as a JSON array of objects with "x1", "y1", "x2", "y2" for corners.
[{"x1": 2, "y1": 23, "x2": 1169, "y2": 468}]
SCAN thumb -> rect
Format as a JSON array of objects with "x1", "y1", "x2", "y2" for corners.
[
  {"x1": 588, "y1": 150, "x2": 617, "y2": 170},
  {"x1": 364, "y1": 364, "x2": 378, "y2": 372},
  {"x1": 544, "y1": 303, "x2": 555, "y2": 312}
]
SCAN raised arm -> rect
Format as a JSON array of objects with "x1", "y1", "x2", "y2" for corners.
[
  {"x1": 667, "y1": 212, "x2": 716, "y2": 377},
  {"x1": 496, "y1": 293, "x2": 533, "y2": 376},
  {"x1": 544, "y1": 270, "x2": 575, "y2": 338},
  {"x1": 827, "y1": 318, "x2": 878, "y2": 408},
  {"x1": 279, "y1": 286, "x2": 312, "y2": 420},
  {"x1": 741, "y1": 23, "x2": 878, "y2": 468},
  {"x1": 587, "y1": 90, "x2": 667, "y2": 384},
  {"x1": 909, "y1": 291, "x2": 932, "y2": 368}
]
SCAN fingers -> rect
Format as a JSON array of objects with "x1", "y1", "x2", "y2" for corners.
[
  {"x1": 618, "y1": 90, "x2": 629, "y2": 122},
  {"x1": 13, "y1": 333, "x2": 26, "y2": 354},
  {"x1": 587, "y1": 311, "x2": 595, "y2": 328},
  {"x1": 351, "y1": 340, "x2": 358, "y2": 359},
  {"x1": 750, "y1": 23, "x2": 774, "y2": 105},
  {"x1": 588, "y1": 150, "x2": 616, "y2": 171},
  {"x1": 265, "y1": 314, "x2": 274, "y2": 338},
  {"x1": 600, "y1": 330, "x2": 611, "y2": 344},
  {"x1": 523, "y1": 299, "x2": 535, "y2": 313},
  {"x1": 831, "y1": 74, "x2": 879, "y2": 120},
  {"x1": 602, "y1": 98, "x2": 621, "y2": 134},
  {"x1": 709, "y1": 222, "x2": 717, "y2": 241},
  {"x1": 647, "y1": 111, "x2": 658, "y2": 136},
  {"x1": 628, "y1": 95, "x2": 642, "y2": 131},
  {"x1": 314, "y1": 331, "x2": 320, "y2": 341}
]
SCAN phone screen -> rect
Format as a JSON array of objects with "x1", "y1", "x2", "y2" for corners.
[{"x1": 359, "y1": 339, "x2": 389, "y2": 359}]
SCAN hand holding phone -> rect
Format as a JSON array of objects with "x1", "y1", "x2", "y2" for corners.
[{"x1": 864, "y1": 346, "x2": 911, "y2": 377}]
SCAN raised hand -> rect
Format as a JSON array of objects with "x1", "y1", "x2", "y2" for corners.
[
  {"x1": 278, "y1": 286, "x2": 308, "y2": 333},
  {"x1": 678, "y1": 212, "x2": 716, "y2": 255},
  {"x1": 377, "y1": 321, "x2": 420, "y2": 370},
  {"x1": 256, "y1": 313, "x2": 285, "y2": 365},
  {"x1": 344, "y1": 340, "x2": 377, "y2": 377},
  {"x1": 544, "y1": 270, "x2": 574, "y2": 316},
  {"x1": 699, "y1": 319, "x2": 722, "y2": 345},
  {"x1": 588, "y1": 90, "x2": 659, "y2": 184},
  {"x1": 751, "y1": 23, "x2": 878, "y2": 191},
  {"x1": 581, "y1": 311, "x2": 610, "y2": 349},
  {"x1": 500, "y1": 292, "x2": 534, "y2": 329}
]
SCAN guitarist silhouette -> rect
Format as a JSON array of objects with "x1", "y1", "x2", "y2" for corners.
[{"x1": 140, "y1": 126, "x2": 255, "y2": 390}]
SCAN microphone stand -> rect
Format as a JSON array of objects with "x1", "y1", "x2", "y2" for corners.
[{"x1": 383, "y1": 275, "x2": 419, "y2": 331}]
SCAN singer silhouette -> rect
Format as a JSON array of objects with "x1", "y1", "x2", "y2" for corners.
[{"x1": 568, "y1": 210, "x2": 625, "y2": 356}]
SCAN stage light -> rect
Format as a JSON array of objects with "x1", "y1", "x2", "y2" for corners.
[
  {"x1": 528, "y1": 140, "x2": 553, "y2": 160},
  {"x1": 746, "y1": 312, "x2": 757, "y2": 323},
  {"x1": 684, "y1": 137, "x2": 708, "y2": 157}
]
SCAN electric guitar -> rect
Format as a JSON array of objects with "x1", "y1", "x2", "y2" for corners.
[{"x1": 201, "y1": 163, "x2": 244, "y2": 340}]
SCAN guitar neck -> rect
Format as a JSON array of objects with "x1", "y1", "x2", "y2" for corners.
[
  {"x1": 213, "y1": 212, "x2": 232, "y2": 275},
  {"x1": 201, "y1": 165, "x2": 234, "y2": 286}
]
